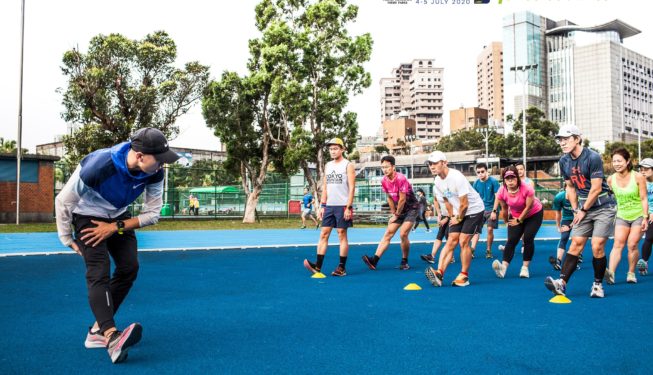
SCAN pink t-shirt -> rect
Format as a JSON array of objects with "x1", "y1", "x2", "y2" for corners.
[
  {"x1": 497, "y1": 183, "x2": 543, "y2": 219},
  {"x1": 381, "y1": 172, "x2": 418, "y2": 210}
]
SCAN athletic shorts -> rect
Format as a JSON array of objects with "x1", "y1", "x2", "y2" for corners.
[
  {"x1": 436, "y1": 217, "x2": 450, "y2": 241},
  {"x1": 616, "y1": 216, "x2": 643, "y2": 228},
  {"x1": 477, "y1": 210, "x2": 499, "y2": 235},
  {"x1": 557, "y1": 220, "x2": 573, "y2": 250},
  {"x1": 393, "y1": 207, "x2": 419, "y2": 225},
  {"x1": 302, "y1": 208, "x2": 313, "y2": 216},
  {"x1": 570, "y1": 204, "x2": 616, "y2": 239},
  {"x1": 448, "y1": 211, "x2": 485, "y2": 235},
  {"x1": 321, "y1": 205, "x2": 353, "y2": 229}
]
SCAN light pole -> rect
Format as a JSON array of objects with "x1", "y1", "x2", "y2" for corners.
[
  {"x1": 479, "y1": 119, "x2": 494, "y2": 164},
  {"x1": 15, "y1": 0, "x2": 26, "y2": 225},
  {"x1": 405, "y1": 134, "x2": 417, "y2": 180},
  {"x1": 510, "y1": 64, "x2": 538, "y2": 169}
]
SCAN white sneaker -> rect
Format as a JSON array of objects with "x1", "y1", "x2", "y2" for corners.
[
  {"x1": 492, "y1": 259, "x2": 506, "y2": 278},
  {"x1": 627, "y1": 272, "x2": 637, "y2": 284},
  {"x1": 637, "y1": 259, "x2": 648, "y2": 276},
  {"x1": 604, "y1": 269, "x2": 615, "y2": 285},
  {"x1": 590, "y1": 282, "x2": 605, "y2": 298},
  {"x1": 498, "y1": 245, "x2": 505, "y2": 251},
  {"x1": 519, "y1": 266, "x2": 530, "y2": 278}
]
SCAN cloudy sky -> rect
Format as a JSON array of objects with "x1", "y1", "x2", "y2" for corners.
[{"x1": 1, "y1": 0, "x2": 651, "y2": 152}]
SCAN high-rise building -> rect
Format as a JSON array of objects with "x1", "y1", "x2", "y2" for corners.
[
  {"x1": 477, "y1": 42, "x2": 504, "y2": 126},
  {"x1": 504, "y1": 11, "x2": 653, "y2": 148},
  {"x1": 379, "y1": 59, "x2": 444, "y2": 140}
]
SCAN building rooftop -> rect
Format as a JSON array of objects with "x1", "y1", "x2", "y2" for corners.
[{"x1": 546, "y1": 19, "x2": 641, "y2": 40}]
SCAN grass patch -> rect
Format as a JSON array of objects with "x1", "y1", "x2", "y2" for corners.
[{"x1": 0, "y1": 218, "x2": 384, "y2": 233}]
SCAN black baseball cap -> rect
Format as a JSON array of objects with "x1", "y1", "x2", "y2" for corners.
[{"x1": 130, "y1": 128, "x2": 180, "y2": 164}]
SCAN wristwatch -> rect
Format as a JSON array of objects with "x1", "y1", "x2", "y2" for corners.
[
  {"x1": 580, "y1": 206, "x2": 588, "y2": 213},
  {"x1": 116, "y1": 220, "x2": 125, "y2": 235}
]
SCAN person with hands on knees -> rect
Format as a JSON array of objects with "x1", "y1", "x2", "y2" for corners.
[
  {"x1": 637, "y1": 158, "x2": 653, "y2": 276},
  {"x1": 490, "y1": 166, "x2": 544, "y2": 279},
  {"x1": 55, "y1": 127, "x2": 179, "y2": 363},
  {"x1": 362, "y1": 155, "x2": 419, "y2": 271}
]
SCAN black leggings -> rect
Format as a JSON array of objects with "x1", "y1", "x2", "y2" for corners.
[
  {"x1": 502, "y1": 209, "x2": 544, "y2": 264},
  {"x1": 642, "y1": 222, "x2": 653, "y2": 261},
  {"x1": 73, "y1": 214, "x2": 139, "y2": 334},
  {"x1": 413, "y1": 209, "x2": 430, "y2": 231}
]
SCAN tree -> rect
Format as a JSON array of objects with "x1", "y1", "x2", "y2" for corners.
[
  {"x1": 501, "y1": 107, "x2": 560, "y2": 158},
  {"x1": 168, "y1": 159, "x2": 238, "y2": 189},
  {"x1": 436, "y1": 129, "x2": 492, "y2": 152},
  {"x1": 0, "y1": 138, "x2": 28, "y2": 154},
  {"x1": 602, "y1": 139, "x2": 653, "y2": 172},
  {"x1": 203, "y1": 0, "x2": 371, "y2": 223},
  {"x1": 59, "y1": 31, "x2": 210, "y2": 164},
  {"x1": 374, "y1": 144, "x2": 389, "y2": 154},
  {"x1": 256, "y1": 0, "x2": 373, "y2": 196}
]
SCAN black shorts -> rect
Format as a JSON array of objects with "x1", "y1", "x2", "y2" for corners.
[
  {"x1": 436, "y1": 218, "x2": 450, "y2": 241},
  {"x1": 448, "y1": 211, "x2": 485, "y2": 235},
  {"x1": 322, "y1": 205, "x2": 353, "y2": 229},
  {"x1": 394, "y1": 207, "x2": 420, "y2": 225}
]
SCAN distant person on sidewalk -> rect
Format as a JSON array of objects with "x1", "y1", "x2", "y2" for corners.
[
  {"x1": 412, "y1": 188, "x2": 431, "y2": 232},
  {"x1": 55, "y1": 128, "x2": 180, "y2": 363}
]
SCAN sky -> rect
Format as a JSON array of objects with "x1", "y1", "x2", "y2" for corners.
[{"x1": 1, "y1": 0, "x2": 652, "y2": 153}]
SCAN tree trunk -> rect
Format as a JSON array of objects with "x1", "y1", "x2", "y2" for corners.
[{"x1": 243, "y1": 185, "x2": 262, "y2": 223}]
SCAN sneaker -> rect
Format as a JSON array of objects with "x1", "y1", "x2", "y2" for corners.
[
  {"x1": 300, "y1": 225, "x2": 306, "y2": 229},
  {"x1": 425, "y1": 267, "x2": 443, "y2": 287},
  {"x1": 399, "y1": 263, "x2": 411, "y2": 270},
  {"x1": 548, "y1": 256, "x2": 562, "y2": 271},
  {"x1": 106, "y1": 323, "x2": 142, "y2": 364},
  {"x1": 420, "y1": 254, "x2": 435, "y2": 264},
  {"x1": 303, "y1": 259, "x2": 320, "y2": 274},
  {"x1": 637, "y1": 259, "x2": 648, "y2": 276},
  {"x1": 425, "y1": 229, "x2": 432, "y2": 233},
  {"x1": 451, "y1": 273, "x2": 470, "y2": 287},
  {"x1": 492, "y1": 260, "x2": 506, "y2": 278},
  {"x1": 590, "y1": 282, "x2": 605, "y2": 298},
  {"x1": 498, "y1": 245, "x2": 505, "y2": 252},
  {"x1": 450, "y1": 257, "x2": 456, "y2": 264},
  {"x1": 544, "y1": 276, "x2": 566, "y2": 296},
  {"x1": 626, "y1": 272, "x2": 637, "y2": 284},
  {"x1": 331, "y1": 266, "x2": 347, "y2": 277},
  {"x1": 471, "y1": 248, "x2": 475, "y2": 259},
  {"x1": 485, "y1": 250, "x2": 493, "y2": 259},
  {"x1": 85, "y1": 327, "x2": 108, "y2": 349},
  {"x1": 519, "y1": 266, "x2": 530, "y2": 279},
  {"x1": 578, "y1": 254, "x2": 584, "y2": 263},
  {"x1": 604, "y1": 269, "x2": 615, "y2": 285},
  {"x1": 362, "y1": 255, "x2": 377, "y2": 270}
]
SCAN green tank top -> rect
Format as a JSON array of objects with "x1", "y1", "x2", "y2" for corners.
[{"x1": 611, "y1": 172, "x2": 643, "y2": 221}]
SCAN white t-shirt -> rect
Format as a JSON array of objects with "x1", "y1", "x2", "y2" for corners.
[{"x1": 433, "y1": 168, "x2": 485, "y2": 216}]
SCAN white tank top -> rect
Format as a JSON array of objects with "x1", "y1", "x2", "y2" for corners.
[{"x1": 325, "y1": 159, "x2": 350, "y2": 206}]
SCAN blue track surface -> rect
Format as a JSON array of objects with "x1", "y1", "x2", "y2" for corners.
[{"x1": 1, "y1": 228, "x2": 651, "y2": 374}]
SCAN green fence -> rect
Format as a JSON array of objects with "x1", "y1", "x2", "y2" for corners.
[{"x1": 54, "y1": 162, "x2": 566, "y2": 219}]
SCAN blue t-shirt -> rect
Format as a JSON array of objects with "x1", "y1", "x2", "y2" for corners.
[
  {"x1": 552, "y1": 190, "x2": 574, "y2": 221},
  {"x1": 303, "y1": 194, "x2": 313, "y2": 209},
  {"x1": 473, "y1": 176, "x2": 500, "y2": 211},
  {"x1": 559, "y1": 147, "x2": 614, "y2": 209}
]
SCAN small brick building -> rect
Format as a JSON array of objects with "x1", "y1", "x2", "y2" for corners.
[{"x1": 0, "y1": 153, "x2": 60, "y2": 223}]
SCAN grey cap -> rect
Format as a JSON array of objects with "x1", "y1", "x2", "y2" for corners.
[
  {"x1": 639, "y1": 158, "x2": 653, "y2": 168},
  {"x1": 555, "y1": 125, "x2": 581, "y2": 138}
]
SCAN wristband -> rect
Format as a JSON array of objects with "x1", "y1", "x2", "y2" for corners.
[
  {"x1": 321, "y1": 203, "x2": 327, "y2": 208},
  {"x1": 492, "y1": 209, "x2": 497, "y2": 213},
  {"x1": 516, "y1": 218, "x2": 523, "y2": 224}
]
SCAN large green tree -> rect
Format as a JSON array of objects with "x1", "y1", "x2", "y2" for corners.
[
  {"x1": 498, "y1": 107, "x2": 560, "y2": 158},
  {"x1": 59, "y1": 31, "x2": 210, "y2": 164},
  {"x1": 203, "y1": 0, "x2": 371, "y2": 223},
  {"x1": 0, "y1": 138, "x2": 27, "y2": 154}
]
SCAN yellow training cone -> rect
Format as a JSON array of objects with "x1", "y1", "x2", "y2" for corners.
[
  {"x1": 549, "y1": 295, "x2": 571, "y2": 304},
  {"x1": 404, "y1": 283, "x2": 422, "y2": 291},
  {"x1": 311, "y1": 272, "x2": 326, "y2": 279}
]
